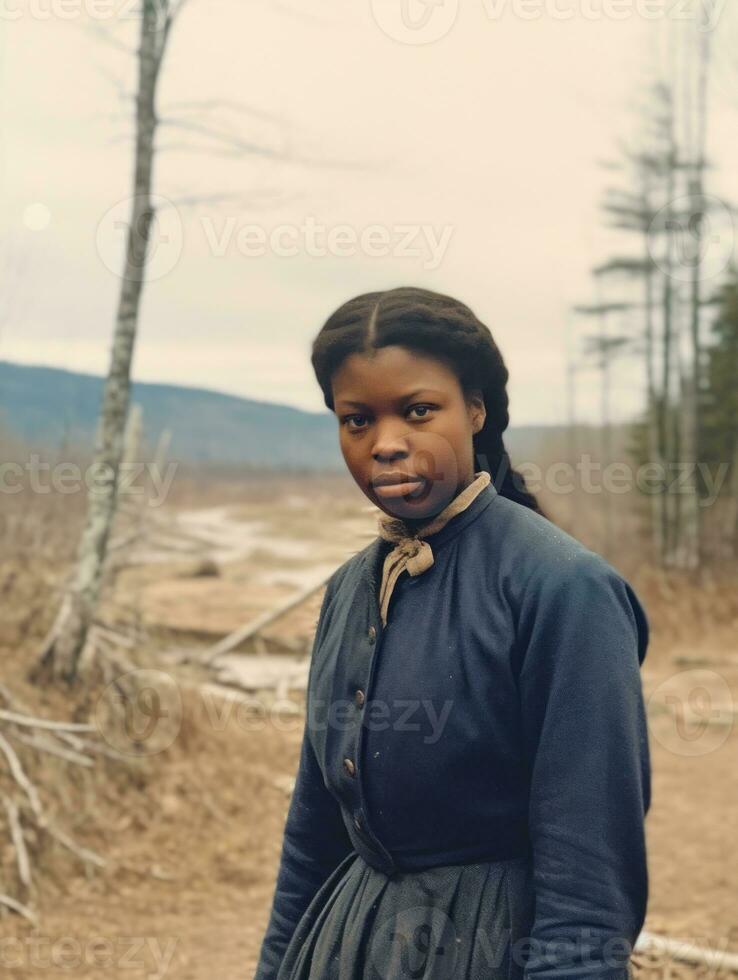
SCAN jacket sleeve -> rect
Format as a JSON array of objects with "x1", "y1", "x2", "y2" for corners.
[
  {"x1": 253, "y1": 577, "x2": 355, "y2": 980},
  {"x1": 515, "y1": 553, "x2": 651, "y2": 980}
]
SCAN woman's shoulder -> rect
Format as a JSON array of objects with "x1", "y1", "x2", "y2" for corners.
[
  {"x1": 482, "y1": 496, "x2": 649, "y2": 660},
  {"x1": 481, "y1": 493, "x2": 608, "y2": 575},
  {"x1": 480, "y1": 494, "x2": 641, "y2": 601}
]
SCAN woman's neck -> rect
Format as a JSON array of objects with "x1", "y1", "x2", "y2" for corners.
[{"x1": 389, "y1": 472, "x2": 479, "y2": 536}]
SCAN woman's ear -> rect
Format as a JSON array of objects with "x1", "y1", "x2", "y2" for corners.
[{"x1": 467, "y1": 390, "x2": 486, "y2": 434}]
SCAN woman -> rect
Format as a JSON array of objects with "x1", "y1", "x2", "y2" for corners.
[{"x1": 254, "y1": 286, "x2": 651, "y2": 979}]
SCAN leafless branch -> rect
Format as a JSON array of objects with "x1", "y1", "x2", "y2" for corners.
[
  {"x1": 74, "y1": 19, "x2": 137, "y2": 56},
  {"x1": 2, "y1": 794, "x2": 31, "y2": 888},
  {"x1": 43, "y1": 822, "x2": 106, "y2": 868},
  {"x1": 161, "y1": 98, "x2": 291, "y2": 128},
  {"x1": 0, "y1": 731, "x2": 43, "y2": 819},
  {"x1": 171, "y1": 188, "x2": 304, "y2": 212},
  {"x1": 0, "y1": 709, "x2": 96, "y2": 734},
  {"x1": 158, "y1": 118, "x2": 372, "y2": 171},
  {"x1": 6, "y1": 730, "x2": 95, "y2": 768},
  {"x1": 0, "y1": 892, "x2": 37, "y2": 924}
]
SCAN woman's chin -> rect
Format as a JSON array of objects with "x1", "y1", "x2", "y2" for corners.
[{"x1": 373, "y1": 482, "x2": 442, "y2": 521}]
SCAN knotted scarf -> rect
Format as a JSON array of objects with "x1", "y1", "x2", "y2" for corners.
[{"x1": 375, "y1": 470, "x2": 491, "y2": 626}]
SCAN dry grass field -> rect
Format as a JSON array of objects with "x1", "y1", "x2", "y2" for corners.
[{"x1": 0, "y1": 465, "x2": 736, "y2": 978}]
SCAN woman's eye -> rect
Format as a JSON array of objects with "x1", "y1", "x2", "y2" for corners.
[
  {"x1": 342, "y1": 405, "x2": 434, "y2": 432},
  {"x1": 344, "y1": 414, "x2": 368, "y2": 431},
  {"x1": 407, "y1": 404, "x2": 434, "y2": 419}
]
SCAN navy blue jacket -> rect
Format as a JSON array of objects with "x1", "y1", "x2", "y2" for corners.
[{"x1": 254, "y1": 482, "x2": 651, "y2": 979}]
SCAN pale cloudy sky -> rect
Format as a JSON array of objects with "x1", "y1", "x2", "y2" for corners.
[{"x1": 1, "y1": 0, "x2": 736, "y2": 425}]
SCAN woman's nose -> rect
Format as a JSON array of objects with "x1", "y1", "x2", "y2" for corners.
[{"x1": 371, "y1": 418, "x2": 411, "y2": 461}]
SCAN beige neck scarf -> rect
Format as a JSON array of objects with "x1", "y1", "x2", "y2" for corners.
[{"x1": 375, "y1": 470, "x2": 491, "y2": 626}]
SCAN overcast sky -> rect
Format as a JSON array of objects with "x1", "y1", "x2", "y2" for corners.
[{"x1": 1, "y1": 0, "x2": 737, "y2": 425}]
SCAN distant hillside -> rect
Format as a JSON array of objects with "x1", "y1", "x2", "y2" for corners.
[
  {"x1": 0, "y1": 359, "x2": 573, "y2": 470},
  {"x1": 0, "y1": 360, "x2": 342, "y2": 469}
]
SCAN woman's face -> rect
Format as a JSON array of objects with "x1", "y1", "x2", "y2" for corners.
[{"x1": 331, "y1": 345, "x2": 486, "y2": 522}]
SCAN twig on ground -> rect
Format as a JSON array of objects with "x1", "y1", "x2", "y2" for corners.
[
  {"x1": 0, "y1": 892, "x2": 37, "y2": 925},
  {"x1": 1, "y1": 793, "x2": 31, "y2": 888},
  {"x1": 6, "y1": 729, "x2": 95, "y2": 767},
  {"x1": 0, "y1": 709, "x2": 96, "y2": 734}
]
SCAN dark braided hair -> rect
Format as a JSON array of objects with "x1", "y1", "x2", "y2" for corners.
[{"x1": 311, "y1": 285, "x2": 546, "y2": 518}]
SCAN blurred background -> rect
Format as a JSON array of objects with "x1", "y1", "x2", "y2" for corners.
[{"x1": 1, "y1": 1, "x2": 737, "y2": 976}]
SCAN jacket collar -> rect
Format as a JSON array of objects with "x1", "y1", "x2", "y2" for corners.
[{"x1": 361, "y1": 480, "x2": 499, "y2": 599}]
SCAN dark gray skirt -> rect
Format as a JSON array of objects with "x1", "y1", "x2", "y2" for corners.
[{"x1": 276, "y1": 851, "x2": 536, "y2": 980}]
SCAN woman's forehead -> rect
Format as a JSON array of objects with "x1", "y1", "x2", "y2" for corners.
[{"x1": 332, "y1": 347, "x2": 460, "y2": 406}]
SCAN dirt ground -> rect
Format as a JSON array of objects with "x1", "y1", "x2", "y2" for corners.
[{"x1": 1, "y1": 474, "x2": 737, "y2": 978}]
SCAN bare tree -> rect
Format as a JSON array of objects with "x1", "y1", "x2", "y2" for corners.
[
  {"x1": 675, "y1": 3, "x2": 713, "y2": 570},
  {"x1": 33, "y1": 0, "x2": 177, "y2": 685},
  {"x1": 33, "y1": 2, "x2": 371, "y2": 686},
  {"x1": 572, "y1": 299, "x2": 633, "y2": 560}
]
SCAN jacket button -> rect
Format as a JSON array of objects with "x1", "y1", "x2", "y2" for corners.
[
  {"x1": 343, "y1": 757, "x2": 356, "y2": 777},
  {"x1": 368, "y1": 625, "x2": 376, "y2": 643},
  {"x1": 354, "y1": 689, "x2": 365, "y2": 708}
]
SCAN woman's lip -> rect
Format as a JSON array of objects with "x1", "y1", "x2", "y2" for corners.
[{"x1": 373, "y1": 479, "x2": 427, "y2": 498}]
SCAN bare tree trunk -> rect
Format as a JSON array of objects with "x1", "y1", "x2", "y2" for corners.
[
  {"x1": 727, "y1": 438, "x2": 738, "y2": 559},
  {"x1": 660, "y1": 71, "x2": 679, "y2": 567},
  {"x1": 593, "y1": 281, "x2": 613, "y2": 560},
  {"x1": 668, "y1": 7, "x2": 711, "y2": 570},
  {"x1": 33, "y1": 1, "x2": 169, "y2": 685},
  {"x1": 642, "y1": 175, "x2": 664, "y2": 562}
]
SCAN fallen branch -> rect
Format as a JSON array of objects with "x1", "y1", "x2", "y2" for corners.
[
  {"x1": 6, "y1": 729, "x2": 95, "y2": 768},
  {"x1": 635, "y1": 929, "x2": 738, "y2": 973},
  {"x1": 1, "y1": 793, "x2": 31, "y2": 888},
  {"x1": 0, "y1": 892, "x2": 37, "y2": 925},
  {"x1": 0, "y1": 731, "x2": 43, "y2": 818},
  {"x1": 91, "y1": 623, "x2": 137, "y2": 648},
  {"x1": 0, "y1": 688, "x2": 112, "y2": 923},
  {"x1": 0, "y1": 709, "x2": 96, "y2": 734},
  {"x1": 64, "y1": 736, "x2": 132, "y2": 763},
  {"x1": 204, "y1": 572, "x2": 331, "y2": 665},
  {"x1": 43, "y1": 821, "x2": 106, "y2": 869}
]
